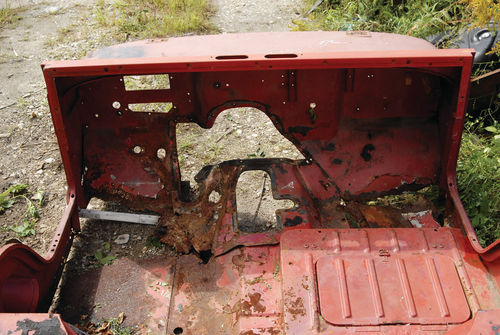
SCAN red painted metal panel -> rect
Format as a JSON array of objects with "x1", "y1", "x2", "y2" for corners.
[
  {"x1": 279, "y1": 228, "x2": 482, "y2": 333},
  {"x1": 316, "y1": 254, "x2": 469, "y2": 325}
]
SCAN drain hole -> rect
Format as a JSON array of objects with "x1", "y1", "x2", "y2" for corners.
[
  {"x1": 173, "y1": 327, "x2": 183, "y2": 334},
  {"x1": 236, "y1": 170, "x2": 294, "y2": 233}
]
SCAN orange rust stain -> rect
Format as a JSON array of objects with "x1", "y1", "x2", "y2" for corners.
[
  {"x1": 177, "y1": 272, "x2": 185, "y2": 288},
  {"x1": 287, "y1": 296, "x2": 306, "y2": 320}
]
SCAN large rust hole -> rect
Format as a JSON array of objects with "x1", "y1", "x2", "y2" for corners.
[
  {"x1": 236, "y1": 170, "x2": 295, "y2": 233},
  {"x1": 176, "y1": 107, "x2": 304, "y2": 192}
]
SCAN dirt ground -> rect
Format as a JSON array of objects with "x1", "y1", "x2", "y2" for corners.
[{"x1": 0, "y1": 0, "x2": 307, "y2": 281}]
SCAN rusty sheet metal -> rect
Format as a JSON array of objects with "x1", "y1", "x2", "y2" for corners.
[
  {"x1": 34, "y1": 30, "x2": 499, "y2": 262},
  {"x1": 78, "y1": 66, "x2": 445, "y2": 255},
  {"x1": 47, "y1": 227, "x2": 500, "y2": 334},
  {"x1": 39, "y1": 31, "x2": 475, "y2": 256}
]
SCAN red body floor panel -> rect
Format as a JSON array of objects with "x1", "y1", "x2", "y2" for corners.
[{"x1": 55, "y1": 228, "x2": 497, "y2": 334}]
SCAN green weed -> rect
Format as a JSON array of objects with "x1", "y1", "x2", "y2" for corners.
[
  {"x1": 297, "y1": 0, "x2": 468, "y2": 38},
  {"x1": 248, "y1": 147, "x2": 266, "y2": 158},
  {"x1": 95, "y1": 0, "x2": 215, "y2": 41},
  {"x1": 102, "y1": 316, "x2": 135, "y2": 335},
  {"x1": 94, "y1": 241, "x2": 117, "y2": 265},
  {"x1": 11, "y1": 221, "x2": 35, "y2": 237},
  {"x1": 0, "y1": 184, "x2": 44, "y2": 238},
  {"x1": 457, "y1": 114, "x2": 500, "y2": 247},
  {"x1": 16, "y1": 97, "x2": 28, "y2": 109}
]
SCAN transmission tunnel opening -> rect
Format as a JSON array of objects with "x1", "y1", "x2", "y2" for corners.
[{"x1": 175, "y1": 107, "x2": 305, "y2": 197}]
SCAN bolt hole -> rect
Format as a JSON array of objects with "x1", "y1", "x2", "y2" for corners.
[
  {"x1": 70, "y1": 194, "x2": 75, "y2": 198},
  {"x1": 112, "y1": 101, "x2": 121, "y2": 109},
  {"x1": 133, "y1": 146, "x2": 144, "y2": 154},
  {"x1": 173, "y1": 327, "x2": 183, "y2": 334},
  {"x1": 434, "y1": 228, "x2": 438, "y2": 232},
  {"x1": 157, "y1": 148, "x2": 166, "y2": 159}
]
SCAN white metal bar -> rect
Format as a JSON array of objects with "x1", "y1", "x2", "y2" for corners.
[{"x1": 78, "y1": 208, "x2": 159, "y2": 225}]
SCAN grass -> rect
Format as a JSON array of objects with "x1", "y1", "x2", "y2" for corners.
[
  {"x1": 44, "y1": 0, "x2": 215, "y2": 59},
  {"x1": 296, "y1": 0, "x2": 469, "y2": 39},
  {"x1": 0, "y1": 2, "x2": 23, "y2": 29},
  {"x1": 95, "y1": 0, "x2": 215, "y2": 41}
]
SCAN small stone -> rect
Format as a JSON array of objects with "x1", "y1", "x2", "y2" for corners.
[
  {"x1": 45, "y1": 6, "x2": 60, "y2": 14},
  {"x1": 114, "y1": 234, "x2": 130, "y2": 245},
  {"x1": 42, "y1": 157, "x2": 55, "y2": 169}
]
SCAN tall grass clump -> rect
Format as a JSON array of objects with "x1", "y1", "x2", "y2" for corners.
[
  {"x1": 96, "y1": 0, "x2": 214, "y2": 40},
  {"x1": 0, "y1": 2, "x2": 23, "y2": 29}
]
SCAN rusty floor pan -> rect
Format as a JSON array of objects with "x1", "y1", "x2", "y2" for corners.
[{"x1": 58, "y1": 228, "x2": 493, "y2": 334}]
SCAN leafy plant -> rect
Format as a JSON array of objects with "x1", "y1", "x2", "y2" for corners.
[
  {"x1": 146, "y1": 236, "x2": 163, "y2": 249},
  {"x1": 94, "y1": 242, "x2": 117, "y2": 265},
  {"x1": 457, "y1": 116, "x2": 500, "y2": 246},
  {"x1": 11, "y1": 221, "x2": 35, "y2": 237},
  {"x1": 103, "y1": 314, "x2": 135, "y2": 335},
  {"x1": 0, "y1": 193, "x2": 14, "y2": 212},
  {"x1": 0, "y1": 184, "x2": 43, "y2": 238}
]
